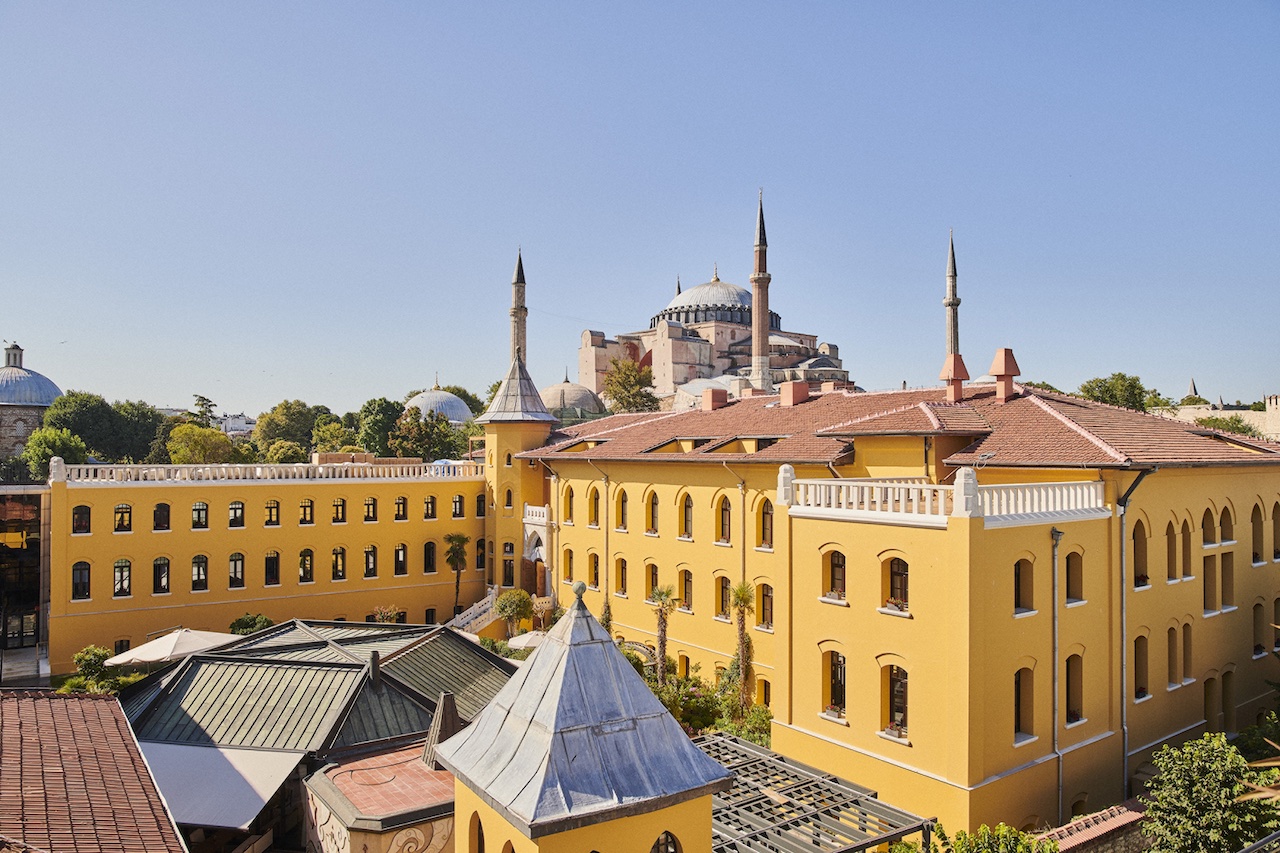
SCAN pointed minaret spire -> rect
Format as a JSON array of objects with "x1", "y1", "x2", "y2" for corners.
[
  {"x1": 510, "y1": 250, "x2": 528, "y2": 364},
  {"x1": 750, "y1": 191, "x2": 773, "y2": 393},
  {"x1": 712, "y1": 263, "x2": 719, "y2": 281},
  {"x1": 944, "y1": 231, "x2": 960, "y2": 357},
  {"x1": 675, "y1": 275, "x2": 681, "y2": 296},
  {"x1": 1188, "y1": 378, "x2": 1199, "y2": 398}
]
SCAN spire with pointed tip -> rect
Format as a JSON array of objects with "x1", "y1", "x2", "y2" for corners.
[
  {"x1": 943, "y1": 231, "x2": 961, "y2": 357},
  {"x1": 712, "y1": 263, "x2": 719, "y2": 281},
  {"x1": 1188, "y1": 378, "x2": 1199, "y2": 398},
  {"x1": 510, "y1": 250, "x2": 528, "y2": 364},
  {"x1": 754, "y1": 189, "x2": 767, "y2": 249},
  {"x1": 750, "y1": 192, "x2": 773, "y2": 393},
  {"x1": 675, "y1": 275, "x2": 681, "y2": 296}
]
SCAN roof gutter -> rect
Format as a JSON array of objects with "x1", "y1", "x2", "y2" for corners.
[{"x1": 1117, "y1": 466, "x2": 1156, "y2": 801}]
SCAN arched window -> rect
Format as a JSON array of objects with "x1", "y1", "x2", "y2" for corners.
[
  {"x1": 1015, "y1": 667, "x2": 1034, "y2": 739},
  {"x1": 300, "y1": 498, "x2": 315, "y2": 525},
  {"x1": 394, "y1": 543, "x2": 407, "y2": 575},
  {"x1": 1220, "y1": 507, "x2": 1234, "y2": 542},
  {"x1": 113, "y1": 559, "x2": 131, "y2": 597},
  {"x1": 1202, "y1": 508, "x2": 1216, "y2": 545},
  {"x1": 1166, "y1": 522, "x2": 1178, "y2": 581},
  {"x1": 1065, "y1": 552, "x2": 1083, "y2": 603},
  {"x1": 153, "y1": 503, "x2": 170, "y2": 531},
  {"x1": 563, "y1": 486, "x2": 574, "y2": 522},
  {"x1": 758, "y1": 584, "x2": 774, "y2": 629},
  {"x1": 647, "y1": 564, "x2": 659, "y2": 600},
  {"x1": 759, "y1": 499, "x2": 774, "y2": 548},
  {"x1": 423, "y1": 496, "x2": 436, "y2": 520},
  {"x1": 1014, "y1": 559, "x2": 1034, "y2": 612},
  {"x1": 887, "y1": 558, "x2": 908, "y2": 609},
  {"x1": 617, "y1": 490, "x2": 628, "y2": 530},
  {"x1": 299, "y1": 549, "x2": 314, "y2": 583},
  {"x1": 681, "y1": 495, "x2": 694, "y2": 539},
  {"x1": 648, "y1": 492, "x2": 659, "y2": 533},
  {"x1": 480, "y1": 493, "x2": 490, "y2": 516},
  {"x1": 192, "y1": 502, "x2": 209, "y2": 530},
  {"x1": 72, "y1": 505, "x2": 91, "y2": 535},
  {"x1": 363, "y1": 497, "x2": 377, "y2": 522},
  {"x1": 265, "y1": 499, "x2": 280, "y2": 526},
  {"x1": 192, "y1": 555, "x2": 209, "y2": 591},
  {"x1": 229, "y1": 501, "x2": 245, "y2": 528},
  {"x1": 589, "y1": 554, "x2": 600, "y2": 588},
  {"x1": 505, "y1": 452, "x2": 512, "y2": 467},
  {"x1": 1254, "y1": 603, "x2": 1266, "y2": 656},
  {"x1": 1253, "y1": 504, "x2": 1266, "y2": 564},
  {"x1": 617, "y1": 558, "x2": 628, "y2": 595},
  {"x1": 332, "y1": 498, "x2": 347, "y2": 524},
  {"x1": 471, "y1": 813, "x2": 485, "y2": 853},
  {"x1": 476, "y1": 538, "x2": 486, "y2": 570},
  {"x1": 651, "y1": 832, "x2": 680, "y2": 853},
  {"x1": 229, "y1": 553, "x2": 245, "y2": 588},
  {"x1": 826, "y1": 651, "x2": 846, "y2": 717},
  {"x1": 885, "y1": 665, "x2": 908, "y2": 737},
  {"x1": 1183, "y1": 623, "x2": 1193, "y2": 678},
  {"x1": 502, "y1": 543, "x2": 515, "y2": 587},
  {"x1": 1132, "y1": 519, "x2": 1148, "y2": 586},
  {"x1": 718, "y1": 497, "x2": 731, "y2": 543},
  {"x1": 718, "y1": 576, "x2": 731, "y2": 618},
  {"x1": 827, "y1": 551, "x2": 846, "y2": 600},
  {"x1": 589, "y1": 489, "x2": 600, "y2": 526},
  {"x1": 680, "y1": 570, "x2": 693, "y2": 611},
  {"x1": 395, "y1": 496, "x2": 408, "y2": 521},
  {"x1": 364, "y1": 545, "x2": 378, "y2": 578},
  {"x1": 71, "y1": 561, "x2": 91, "y2": 599},
  {"x1": 114, "y1": 504, "x2": 132, "y2": 533},
  {"x1": 1134, "y1": 636, "x2": 1149, "y2": 699},
  {"x1": 153, "y1": 557, "x2": 170, "y2": 594},
  {"x1": 564, "y1": 549, "x2": 573, "y2": 582},
  {"x1": 424, "y1": 542, "x2": 437, "y2": 573},
  {"x1": 452, "y1": 495, "x2": 464, "y2": 518},
  {"x1": 1065, "y1": 654, "x2": 1082, "y2": 723},
  {"x1": 1167, "y1": 627, "x2": 1180, "y2": 686},
  {"x1": 265, "y1": 551, "x2": 281, "y2": 585},
  {"x1": 332, "y1": 547, "x2": 346, "y2": 581}
]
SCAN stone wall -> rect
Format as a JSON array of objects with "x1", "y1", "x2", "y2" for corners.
[{"x1": 0, "y1": 404, "x2": 47, "y2": 458}]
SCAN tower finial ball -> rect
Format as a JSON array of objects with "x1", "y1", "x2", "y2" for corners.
[{"x1": 572, "y1": 581, "x2": 587, "y2": 600}]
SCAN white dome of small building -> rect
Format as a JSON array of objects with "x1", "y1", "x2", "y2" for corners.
[
  {"x1": 0, "y1": 343, "x2": 63, "y2": 458},
  {"x1": 539, "y1": 376, "x2": 606, "y2": 418},
  {"x1": 404, "y1": 386, "x2": 474, "y2": 426}
]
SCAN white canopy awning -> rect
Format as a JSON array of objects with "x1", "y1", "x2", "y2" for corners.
[
  {"x1": 106, "y1": 628, "x2": 238, "y2": 667},
  {"x1": 140, "y1": 743, "x2": 304, "y2": 830}
]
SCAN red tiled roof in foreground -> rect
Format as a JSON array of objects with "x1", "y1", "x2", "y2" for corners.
[
  {"x1": 522, "y1": 384, "x2": 1280, "y2": 469},
  {"x1": 323, "y1": 742, "x2": 454, "y2": 818},
  {"x1": 1037, "y1": 798, "x2": 1146, "y2": 850},
  {"x1": 0, "y1": 691, "x2": 186, "y2": 853}
]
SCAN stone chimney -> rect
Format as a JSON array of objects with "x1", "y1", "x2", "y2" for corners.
[
  {"x1": 989, "y1": 348, "x2": 1021, "y2": 403},
  {"x1": 779, "y1": 380, "x2": 809, "y2": 407},
  {"x1": 702, "y1": 387, "x2": 729, "y2": 411}
]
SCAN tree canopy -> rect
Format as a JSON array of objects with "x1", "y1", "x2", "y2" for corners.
[
  {"x1": 1076, "y1": 373, "x2": 1171, "y2": 412},
  {"x1": 312, "y1": 421, "x2": 358, "y2": 453},
  {"x1": 1194, "y1": 414, "x2": 1263, "y2": 438},
  {"x1": 21, "y1": 427, "x2": 88, "y2": 479},
  {"x1": 441, "y1": 384, "x2": 485, "y2": 415},
  {"x1": 388, "y1": 407, "x2": 468, "y2": 461},
  {"x1": 229, "y1": 613, "x2": 274, "y2": 635},
  {"x1": 167, "y1": 423, "x2": 242, "y2": 464},
  {"x1": 357, "y1": 397, "x2": 403, "y2": 457},
  {"x1": 602, "y1": 358, "x2": 659, "y2": 412},
  {"x1": 265, "y1": 439, "x2": 308, "y2": 463},
  {"x1": 253, "y1": 400, "x2": 330, "y2": 451}
]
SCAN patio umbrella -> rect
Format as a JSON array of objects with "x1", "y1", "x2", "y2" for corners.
[
  {"x1": 505, "y1": 631, "x2": 546, "y2": 650},
  {"x1": 105, "y1": 628, "x2": 238, "y2": 667}
]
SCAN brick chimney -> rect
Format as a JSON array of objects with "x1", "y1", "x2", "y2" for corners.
[
  {"x1": 779, "y1": 381, "x2": 809, "y2": 407},
  {"x1": 938, "y1": 353, "x2": 970, "y2": 403},
  {"x1": 702, "y1": 387, "x2": 729, "y2": 411},
  {"x1": 989, "y1": 348, "x2": 1021, "y2": 403}
]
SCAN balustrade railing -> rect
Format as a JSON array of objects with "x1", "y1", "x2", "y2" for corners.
[
  {"x1": 792, "y1": 480, "x2": 953, "y2": 520},
  {"x1": 523, "y1": 503, "x2": 549, "y2": 525},
  {"x1": 61, "y1": 461, "x2": 484, "y2": 484},
  {"x1": 978, "y1": 481, "x2": 1105, "y2": 518}
]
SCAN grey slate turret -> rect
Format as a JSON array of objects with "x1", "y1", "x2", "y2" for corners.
[
  {"x1": 434, "y1": 583, "x2": 733, "y2": 838},
  {"x1": 476, "y1": 351, "x2": 558, "y2": 425}
]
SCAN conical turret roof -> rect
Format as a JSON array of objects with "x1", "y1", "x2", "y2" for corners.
[
  {"x1": 434, "y1": 584, "x2": 732, "y2": 837},
  {"x1": 476, "y1": 353, "x2": 557, "y2": 424}
]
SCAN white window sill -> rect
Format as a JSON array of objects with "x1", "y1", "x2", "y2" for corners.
[
  {"x1": 71, "y1": 532, "x2": 90, "y2": 537},
  {"x1": 1204, "y1": 609, "x2": 1221, "y2": 618},
  {"x1": 587, "y1": 524, "x2": 600, "y2": 530},
  {"x1": 818, "y1": 712, "x2": 848, "y2": 726},
  {"x1": 1134, "y1": 693, "x2": 1152, "y2": 704},
  {"x1": 644, "y1": 531, "x2": 658, "y2": 538},
  {"x1": 332, "y1": 521, "x2": 347, "y2": 526},
  {"x1": 1203, "y1": 542, "x2": 1219, "y2": 550},
  {"x1": 299, "y1": 580, "x2": 315, "y2": 585},
  {"x1": 332, "y1": 579, "x2": 348, "y2": 584},
  {"x1": 1065, "y1": 599, "x2": 1086, "y2": 608},
  {"x1": 1254, "y1": 560, "x2": 1267, "y2": 568},
  {"x1": 877, "y1": 607, "x2": 912, "y2": 619},
  {"x1": 113, "y1": 530, "x2": 132, "y2": 535},
  {"x1": 755, "y1": 625, "x2": 774, "y2": 634},
  {"x1": 561, "y1": 520, "x2": 573, "y2": 526},
  {"x1": 877, "y1": 730, "x2": 911, "y2": 746},
  {"x1": 301, "y1": 522, "x2": 316, "y2": 527},
  {"x1": 1013, "y1": 733, "x2": 1038, "y2": 747},
  {"x1": 645, "y1": 598, "x2": 655, "y2": 605},
  {"x1": 153, "y1": 529, "x2": 171, "y2": 533},
  {"x1": 191, "y1": 589, "x2": 209, "y2": 594},
  {"x1": 364, "y1": 520, "x2": 378, "y2": 524},
  {"x1": 113, "y1": 594, "x2": 132, "y2": 600},
  {"x1": 819, "y1": 596, "x2": 848, "y2": 607},
  {"x1": 587, "y1": 585, "x2": 599, "y2": 591},
  {"x1": 1064, "y1": 717, "x2": 1087, "y2": 730},
  {"x1": 756, "y1": 546, "x2": 774, "y2": 553},
  {"x1": 713, "y1": 615, "x2": 731, "y2": 624},
  {"x1": 1014, "y1": 608, "x2": 1038, "y2": 619},
  {"x1": 228, "y1": 525, "x2": 245, "y2": 531},
  {"x1": 191, "y1": 528, "x2": 209, "y2": 532},
  {"x1": 1182, "y1": 575, "x2": 1195, "y2": 581},
  {"x1": 71, "y1": 598, "x2": 92, "y2": 603},
  {"x1": 1221, "y1": 539, "x2": 1238, "y2": 546},
  {"x1": 1222, "y1": 605, "x2": 1239, "y2": 613},
  {"x1": 677, "y1": 607, "x2": 693, "y2": 615},
  {"x1": 1167, "y1": 682, "x2": 1181, "y2": 692},
  {"x1": 363, "y1": 575, "x2": 378, "y2": 581},
  {"x1": 1134, "y1": 583, "x2": 1151, "y2": 591},
  {"x1": 614, "y1": 592, "x2": 628, "y2": 599},
  {"x1": 1167, "y1": 577, "x2": 1181, "y2": 585},
  {"x1": 677, "y1": 536, "x2": 693, "y2": 543},
  {"x1": 714, "y1": 541, "x2": 732, "y2": 548},
  {"x1": 1182, "y1": 677, "x2": 1196, "y2": 686},
  {"x1": 151, "y1": 592, "x2": 171, "y2": 597},
  {"x1": 1253, "y1": 651, "x2": 1269, "y2": 661}
]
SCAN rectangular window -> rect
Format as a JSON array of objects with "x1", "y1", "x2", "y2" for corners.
[
  {"x1": 229, "y1": 553, "x2": 245, "y2": 588},
  {"x1": 113, "y1": 560, "x2": 131, "y2": 597},
  {"x1": 265, "y1": 551, "x2": 280, "y2": 586},
  {"x1": 476, "y1": 538, "x2": 486, "y2": 570},
  {"x1": 395, "y1": 496, "x2": 408, "y2": 520},
  {"x1": 333, "y1": 498, "x2": 347, "y2": 524},
  {"x1": 452, "y1": 495, "x2": 464, "y2": 518},
  {"x1": 424, "y1": 542, "x2": 437, "y2": 573},
  {"x1": 618, "y1": 559, "x2": 627, "y2": 595},
  {"x1": 425, "y1": 607, "x2": 437, "y2": 624},
  {"x1": 888, "y1": 666, "x2": 908, "y2": 736},
  {"x1": 760, "y1": 585, "x2": 773, "y2": 628},
  {"x1": 394, "y1": 544, "x2": 407, "y2": 576},
  {"x1": 590, "y1": 554, "x2": 600, "y2": 589},
  {"x1": 300, "y1": 550, "x2": 314, "y2": 583},
  {"x1": 364, "y1": 497, "x2": 377, "y2": 522},
  {"x1": 114, "y1": 639, "x2": 131, "y2": 655},
  {"x1": 153, "y1": 503, "x2": 170, "y2": 531},
  {"x1": 829, "y1": 652, "x2": 846, "y2": 715},
  {"x1": 503, "y1": 559, "x2": 515, "y2": 587},
  {"x1": 228, "y1": 501, "x2": 245, "y2": 528},
  {"x1": 192, "y1": 502, "x2": 208, "y2": 530},
  {"x1": 477, "y1": 494, "x2": 487, "y2": 518},
  {"x1": 265, "y1": 500, "x2": 280, "y2": 526},
  {"x1": 332, "y1": 548, "x2": 346, "y2": 580},
  {"x1": 300, "y1": 499, "x2": 314, "y2": 525},
  {"x1": 114, "y1": 504, "x2": 132, "y2": 533},
  {"x1": 72, "y1": 506, "x2": 91, "y2": 535},
  {"x1": 192, "y1": 556, "x2": 208, "y2": 591},
  {"x1": 72, "y1": 562, "x2": 91, "y2": 600},
  {"x1": 649, "y1": 564, "x2": 659, "y2": 599},
  {"x1": 364, "y1": 546, "x2": 378, "y2": 578},
  {"x1": 153, "y1": 558, "x2": 170, "y2": 594},
  {"x1": 424, "y1": 496, "x2": 437, "y2": 519}
]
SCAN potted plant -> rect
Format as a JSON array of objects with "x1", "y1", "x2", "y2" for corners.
[
  {"x1": 884, "y1": 596, "x2": 908, "y2": 612},
  {"x1": 824, "y1": 703, "x2": 844, "y2": 718},
  {"x1": 885, "y1": 721, "x2": 907, "y2": 738},
  {"x1": 826, "y1": 588, "x2": 845, "y2": 601}
]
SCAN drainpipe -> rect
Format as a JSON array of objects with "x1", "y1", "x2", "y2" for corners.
[
  {"x1": 1051, "y1": 525, "x2": 1063, "y2": 826},
  {"x1": 1117, "y1": 467, "x2": 1154, "y2": 799},
  {"x1": 723, "y1": 462, "x2": 748, "y2": 583}
]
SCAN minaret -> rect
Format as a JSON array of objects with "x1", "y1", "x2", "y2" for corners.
[
  {"x1": 510, "y1": 251, "x2": 528, "y2": 363},
  {"x1": 944, "y1": 231, "x2": 960, "y2": 356},
  {"x1": 938, "y1": 233, "x2": 969, "y2": 403},
  {"x1": 750, "y1": 192, "x2": 773, "y2": 392}
]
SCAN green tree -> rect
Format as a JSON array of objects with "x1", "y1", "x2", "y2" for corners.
[
  {"x1": 1140, "y1": 733, "x2": 1279, "y2": 853},
  {"x1": 371, "y1": 604, "x2": 402, "y2": 623},
  {"x1": 1077, "y1": 373, "x2": 1158, "y2": 411},
  {"x1": 602, "y1": 358, "x2": 659, "y2": 412},
  {"x1": 1022, "y1": 380, "x2": 1062, "y2": 393},
  {"x1": 112, "y1": 400, "x2": 163, "y2": 461},
  {"x1": 357, "y1": 397, "x2": 403, "y2": 457},
  {"x1": 167, "y1": 423, "x2": 238, "y2": 464},
  {"x1": 495, "y1": 588, "x2": 534, "y2": 638},
  {"x1": 229, "y1": 613, "x2": 274, "y2": 635},
  {"x1": 730, "y1": 580, "x2": 756, "y2": 718},
  {"x1": 1180, "y1": 395, "x2": 1210, "y2": 406},
  {"x1": 144, "y1": 416, "x2": 185, "y2": 464},
  {"x1": 189, "y1": 395, "x2": 217, "y2": 429},
  {"x1": 890, "y1": 823, "x2": 1057, "y2": 853},
  {"x1": 253, "y1": 400, "x2": 329, "y2": 451},
  {"x1": 72, "y1": 644, "x2": 112, "y2": 682},
  {"x1": 42, "y1": 391, "x2": 120, "y2": 458},
  {"x1": 441, "y1": 384, "x2": 485, "y2": 416},
  {"x1": 0, "y1": 456, "x2": 33, "y2": 483},
  {"x1": 651, "y1": 585, "x2": 677, "y2": 685},
  {"x1": 389, "y1": 407, "x2": 467, "y2": 461},
  {"x1": 265, "y1": 440, "x2": 308, "y2": 463},
  {"x1": 486, "y1": 379, "x2": 503, "y2": 404},
  {"x1": 312, "y1": 421, "x2": 358, "y2": 453},
  {"x1": 21, "y1": 427, "x2": 88, "y2": 479},
  {"x1": 1194, "y1": 414, "x2": 1263, "y2": 439},
  {"x1": 444, "y1": 532, "x2": 471, "y2": 616}
]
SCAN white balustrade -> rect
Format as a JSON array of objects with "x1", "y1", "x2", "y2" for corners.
[
  {"x1": 523, "y1": 503, "x2": 549, "y2": 525},
  {"x1": 62, "y1": 461, "x2": 484, "y2": 484}
]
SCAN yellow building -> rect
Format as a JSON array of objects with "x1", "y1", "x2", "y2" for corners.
[{"x1": 44, "y1": 456, "x2": 489, "y2": 673}]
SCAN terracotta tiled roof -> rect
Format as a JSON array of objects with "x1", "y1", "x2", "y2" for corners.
[
  {"x1": 0, "y1": 691, "x2": 186, "y2": 853},
  {"x1": 320, "y1": 742, "x2": 454, "y2": 818},
  {"x1": 520, "y1": 385, "x2": 1280, "y2": 470},
  {"x1": 1038, "y1": 798, "x2": 1146, "y2": 850}
]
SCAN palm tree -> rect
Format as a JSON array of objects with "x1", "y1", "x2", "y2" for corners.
[
  {"x1": 444, "y1": 532, "x2": 471, "y2": 616},
  {"x1": 650, "y1": 584, "x2": 677, "y2": 685},
  {"x1": 730, "y1": 581, "x2": 756, "y2": 717}
]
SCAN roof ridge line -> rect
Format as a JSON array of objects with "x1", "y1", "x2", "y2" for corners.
[
  {"x1": 917, "y1": 402, "x2": 943, "y2": 430},
  {"x1": 817, "y1": 400, "x2": 935, "y2": 432},
  {"x1": 1027, "y1": 395, "x2": 1130, "y2": 463}
]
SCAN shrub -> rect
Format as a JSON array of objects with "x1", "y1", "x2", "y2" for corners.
[{"x1": 229, "y1": 613, "x2": 274, "y2": 635}]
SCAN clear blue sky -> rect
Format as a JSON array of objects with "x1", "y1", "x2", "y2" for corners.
[{"x1": 2, "y1": 4, "x2": 1277, "y2": 417}]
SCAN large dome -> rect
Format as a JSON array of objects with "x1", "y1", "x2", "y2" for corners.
[
  {"x1": 663, "y1": 275, "x2": 752, "y2": 312},
  {"x1": 0, "y1": 345, "x2": 62, "y2": 407},
  {"x1": 404, "y1": 387, "x2": 474, "y2": 425},
  {"x1": 539, "y1": 379, "x2": 605, "y2": 415}
]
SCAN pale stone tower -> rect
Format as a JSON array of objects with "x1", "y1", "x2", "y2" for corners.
[
  {"x1": 510, "y1": 251, "x2": 528, "y2": 364},
  {"x1": 750, "y1": 192, "x2": 773, "y2": 392},
  {"x1": 938, "y1": 233, "x2": 970, "y2": 402}
]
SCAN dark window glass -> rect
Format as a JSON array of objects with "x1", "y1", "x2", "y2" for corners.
[
  {"x1": 300, "y1": 499, "x2": 314, "y2": 525},
  {"x1": 113, "y1": 559, "x2": 131, "y2": 597},
  {"x1": 394, "y1": 544, "x2": 407, "y2": 575},
  {"x1": 265, "y1": 500, "x2": 280, "y2": 526},
  {"x1": 425, "y1": 607, "x2": 436, "y2": 624},
  {"x1": 480, "y1": 494, "x2": 489, "y2": 516},
  {"x1": 424, "y1": 542, "x2": 437, "y2": 573},
  {"x1": 682, "y1": 495, "x2": 693, "y2": 537},
  {"x1": 72, "y1": 505, "x2": 91, "y2": 535},
  {"x1": 618, "y1": 559, "x2": 627, "y2": 594},
  {"x1": 760, "y1": 585, "x2": 774, "y2": 627},
  {"x1": 229, "y1": 553, "x2": 245, "y2": 588},
  {"x1": 153, "y1": 558, "x2": 170, "y2": 594},
  {"x1": 452, "y1": 495, "x2": 464, "y2": 518},
  {"x1": 889, "y1": 666, "x2": 909, "y2": 735},
  {"x1": 476, "y1": 538, "x2": 486, "y2": 569},
  {"x1": 299, "y1": 549, "x2": 314, "y2": 583},
  {"x1": 648, "y1": 492, "x2": 658, "y2": 533},
  {"x1": 229, "y1": 501, "x2": 245, "y2": 528},
  {"x1": 192, "y1": 502, "x2": 208, "y2": 530},
  {"x1": 719, "y1": 498, "x2": 731, "y2": 542},
  {"x1": 718, "y1": 577, "x2": 730, "y2": 617},
  {"x1": 618, "y1": 491, "x2": 628, "y2": 529},
  {"x1": 265, "y1": 551, "x2": 280, "y2": 586},
  {"x1": 115, "y1": 639, "x2": 131, "y2": 655},
  {"x1": 829, "y1": 653, "x2": 846, "y2": 714},
  {"x1": 829, "y1": 552, "x2": 846, "y2": 597},
  {"x1": 503, "y1": 559, "x2": 515, "y2": 587},
  {"x1": 332, "y1": 548, "x2": 346, "y2": 580},
  {"x1": 424, "y1": 496, "x2": 436, "y2": 519},
  {"x1": 394, "y1": 496, "x2": 408, "y2": 520},
  {"x1": 114, "y1": 504, "x2": 132, "y2": 533},
  {"x1": 890, "y1": 558, "x2": 909, "y2": 605},
  {"x1": 192, "y1": 556, "x2": 208, "y2": 591},
  {"x1": 760, "y1": 500, "x2": 773, "y2": 548},
  {"x1": 364, "y1": 545, "x2": 377, "y2": 578},
  {"x1": 72, "y1": 562, "x2": 91, "y2": 599},
  {"x1": 364, "y1": 497, "x2": 377, "y2": 522},
  {"x1": 153, "y1": 503, "x2": 170, "y2": 531},
  {"x1": 333, "y1": 498, "x2": 346, "y2": 523}
]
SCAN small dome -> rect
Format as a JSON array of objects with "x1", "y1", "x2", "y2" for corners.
[
  {"x1": 405, "y1": 387, "x2": 474, "y2": 425},
  {"x1": 0, "y1": 344, "x2": 62, "y2": 407},
  {"x1": 663, "y1": 275, "x2": 752, "y2": 312},
  {"x1": 539, "y1": 380, "x2": 605, "y2": 415}
]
